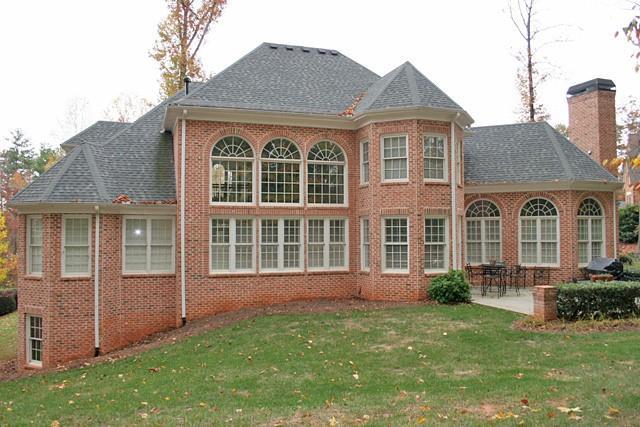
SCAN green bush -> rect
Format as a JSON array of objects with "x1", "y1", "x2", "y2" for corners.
[
  {"x1": 428, "y1": 270, "x2": 471, "y2": 304},
  {"x1": 619, "y1": 205, "x2": 639, "y2": 243},
  {"x1": 557, "y1": 281, "x2": 640, "y2": 320},
  {"x1": 619, "y1": 252, "x2": 635, "y2": 265},
  {"x1": 0, "y1": 295, "x2": 16, "y2": 316}
]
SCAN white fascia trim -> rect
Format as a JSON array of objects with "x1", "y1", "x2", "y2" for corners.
[
  {"x1": 464, "y1": 181, "x2": 623, "y2": 194},
  {"x1": 162, "y1": 105, "x2": 474, "y2": 132},
  {"x1": 14, "y1": 203, "x2": 177, "y2": 215}
]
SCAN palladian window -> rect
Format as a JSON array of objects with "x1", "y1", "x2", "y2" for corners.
[
  {"x1": 466, "y1": 200, "x2": 501, "y2": 265},
  {"x1": 519, "y1": 198, "x2": 559, "y2": 266},
  {"x1": 307, "y1": 141, "x2": 346, "y2": 205},
  {"x1": 211, "y1": 136, "x2": 254, "y2": 204},
  {"x1": 578, "y1": 198, "x2": 604, "y2": 265},
  {"x1": 260, "y1": 139, "x2": 301, "y2": 204}
]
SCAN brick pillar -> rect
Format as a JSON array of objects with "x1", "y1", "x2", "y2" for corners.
[{"x1": 533, "y1": 285, "x2": 558, "y2": 321}]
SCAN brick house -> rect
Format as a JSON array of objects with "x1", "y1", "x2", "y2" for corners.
[{"x1": 10, "y1": 43, "x2": 621, "y2": 369}]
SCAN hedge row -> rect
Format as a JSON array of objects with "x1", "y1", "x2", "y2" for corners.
[{"x1": 557, "y1": 281, "x2": 640, "y2": 320}]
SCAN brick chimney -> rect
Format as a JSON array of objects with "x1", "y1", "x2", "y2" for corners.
[{"x1": 567, "y1": 78, "x2": 617, "y2": 174}]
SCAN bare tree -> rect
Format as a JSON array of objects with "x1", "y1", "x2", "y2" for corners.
[
  {"x1": 59, "y1": 97, "x2": 91, "y2": 140},
  {"x1": 103, "y1": 94, "x2": 153, "y2": 123},
  {"x1": 616, "y1": 1, "x2": 640, "y2": 72},
  {"x1": 509, "y1": 0, "x2": 551, "y2": 122}
]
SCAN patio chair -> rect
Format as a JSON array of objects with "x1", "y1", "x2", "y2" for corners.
[
  {"x1": 465, "y1": 263, "x2": 483, "y2": 286},
  {"x1": 482, "y1": 265, "x2": 506, "y2": 297},
  {"x1": 532, "y1": 267, "x2": 550, "y2": 286},
  {"x1": 508, "y1": 265, "x2": 526, "y2": 295}
]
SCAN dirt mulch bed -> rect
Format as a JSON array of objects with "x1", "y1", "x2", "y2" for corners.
[
  {"x1": 0, "y1": 298, "x2": 427, "y2": 382},
  {"x1": 513, "y1": 316, "x2": 640, "y2": 333}
]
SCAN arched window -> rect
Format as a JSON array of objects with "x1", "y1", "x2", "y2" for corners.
[
  {"x1": 519, "y1": 198, "x2": 559, "y2": 265},
  {"x1": 578, "y1": 198, "x2": 604, "y2": 265},
  {"x1": 307, "y1": 141, "x2": 346, "y2": 205},
  {"x1": 211, "y1": 136, "x2": 254, "y2": 204},
  {"x1": 260, "y1": 138, "x2": 301, "y2": 204},
  {"x1": 465, "y1": 200, "x2": 501, "y2": 264}
]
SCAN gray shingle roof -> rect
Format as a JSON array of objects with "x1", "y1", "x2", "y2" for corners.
[
  {"x1": 60, "y1": 121, "x2": 128, "y2": 151},
  {"x1": 464, "y1": 122, "x2": 619, "y2": 185}
]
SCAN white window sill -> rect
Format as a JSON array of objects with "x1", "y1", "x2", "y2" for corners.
[
  {"x1": 61, "y1": 274, "x2": 91, "y2": 280},
  {"x1": 209, "y1": 270, "x2": 256, "y2": 276},
  {"x1": 258, "y1": 269, "x2": 305, "y2": 274},
  {"x1": 381, "y1": 270, "x2": 409, "y2": 275},
  {"x1": 210, "y1": 202, "x2": 256, "y2": 207},
  {"x1": 307, "y1": 204, "x2": 349, "y2": 208},
  {"x1": 307, "y1": 268, "x2": 349, "y2": 273},
  {"x1": 258, "y1": 202, "x2": 304, "y2": 208},
  {"x1": 425, "y1": 269, "x2": 448, "y2": 275},
  {"x1": 423, "y1": 179, "x2": 448, "y2": 184},
  {"x1": 26, "y1": 362, "x2": 42, "y2": 369},
  {"x1": 381, "y1": 179, "x2": 409, "y2": 185},
  {"x1": 122, "y1": 271, "x2": 176, "y2": 276}
]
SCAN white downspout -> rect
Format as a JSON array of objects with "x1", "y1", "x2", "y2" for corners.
[
  {"x1": 180, "y1": 112, "x2": 187, "y2": 325},
  {"x1": 94, "y1": 206, "x2": 100, "y2": 356},
  {"x1": 450, "y1": 115, "x2": 459, "y2": 270},
  {"x1": 613, "y1": 192, "x2": 618, "y2": 257}
]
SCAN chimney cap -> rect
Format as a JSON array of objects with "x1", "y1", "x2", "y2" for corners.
[{"x1": 567, "y1": 78, "x2": 616, "y2": 96}]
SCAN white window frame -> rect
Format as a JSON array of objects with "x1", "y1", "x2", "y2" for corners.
[
  {"x1": 26, "y1": 314, "x2": 43, "y2": 367},
  {"x1": 360, "y1": 217, "x2": 370, "y2": 272},
  {"x1": 61, "y1": 214, "x2": 91, "y2": 278},
  {"x1": 26, "y1": 215, "x2": 43, "y2": 277},
  {"x1": 380, "y1": 134, "x2": 409, "y2": 183},
  {"x1": 422, "y1": 134, "x2": 448, "y2": 183},
  {"x1": 360, "y1": 140, "x2": 369, "y2": 185},
  {"x1": 122, "y1": 216, "x2": 175, "y2": 275},
  {"x1": 259, "y1": 218, "x2": 304, "y2": 272},
  {"x1": 307, "y1": 141, "x2": 348, "y2": 207},
  {"x1": 424, "y1": 216, "x2": 449, "y2": 273},
  {"x1": 577, "y1": 199, "x2": 605, "y2": 267},
  {"x1": 381, "y1": 216, "x2": 410, "y2": 273},
  {"x1": 465, "y1": 200, "x2": 502, "y2": 265},
  {"x1": 259, "y1": 139, "x2": 304, "y2": 207},
  {"x1": 518, "y1": 199, "x2": 560, "y2": 267},
  {"x1": 210, "y1": 136, "x2": 256, "y2": 206},
  {"x1": 209, "y1": 217, "x2": 256, "y2": 274},
  {"x1": 307, "y1": 218, "x2": 349, "y2": 271}
]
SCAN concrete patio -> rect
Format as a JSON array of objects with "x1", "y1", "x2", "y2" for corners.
[{"x1": 471, "y1": 287, "x2": 533, "y2": 315}]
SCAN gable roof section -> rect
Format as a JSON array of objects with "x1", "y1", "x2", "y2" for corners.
[
  {"x1": 355, "y1": 62, "x2": 462, "y2": 114},
  {"x1": 60, "y1": 121, "x2": 128, "y2": 151},
  {"x1": 172, "y1": 42, "x2": 381, "y2": 115},
  {"x1": 464, "y1": 122, "x2": 619, "y2": 185}
]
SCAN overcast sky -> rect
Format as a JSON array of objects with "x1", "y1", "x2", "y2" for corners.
[{"x1": 0, "y1": 0, "x2": 637, "y2": 149}]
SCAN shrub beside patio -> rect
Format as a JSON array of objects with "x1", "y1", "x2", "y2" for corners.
[{"x1": 557, "y1": 281, "x2": 640, "y2": 320}]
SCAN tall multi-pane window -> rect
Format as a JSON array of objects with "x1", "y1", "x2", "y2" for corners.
[
  {"x1": 260, "y1": 139, "x2": 301, "y2": 204},
  {"x1": 382, "y1": 217, "x2": 408, "y2": 272},
  {"x1": 123, "y1": 217, "x2": 175, "y2": 274},
  {"x1": 520, "y1": 198, "x2": 559, "y2": 265},
  {"x1": 210, "y1": 218, "x2": 255, "y2": 273},
  {"x1": 424, "y1": 217, "x2": 448, "y2": 271},
  {"x1": 62, "y1": 216, "x2": 90, "y2": 276},
  {"x1": 360, "y1": 141, "x2": 369, "y2": 184},
  {"x1": 27, "y1": 315, "x2": 43, "y2": 366},
  {"x1": 307, "y1": 141, "x2": 346, "y2": 205},
  {"x1": 423, "y1": 135, "x2": 446, "y2": 181},
  {"x1": 360, "y1": 218, "x2": 370, "y2": 271},
  {"x1": 260, "y1": 218, "x2": 302, "y2": 271},
  {"x1": 578, "y1": 198, "x2": 604, "y2": 265},
  {"x1": 381, "y1": 136, "x2": 408, "y2": 181},
  {"x1": 211, "y1": 136, "x2": 254, "y2": 204},
  {"x1": 307, "y1": 218, "x2": 347, "y2": 270},
  {"x1": 26, "y1": 216, "x2": 43, "y2": 275},
  {"x1": 465, "y1": 200, "x2": 501, "y2": 264}
]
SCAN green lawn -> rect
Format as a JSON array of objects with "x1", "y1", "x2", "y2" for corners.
[
  {"x1": 0, "y1": 304, "x2": 638, "y2": 426},
  {"x1": 0, "y1": 312, "x2": 16, "y2": 362}
]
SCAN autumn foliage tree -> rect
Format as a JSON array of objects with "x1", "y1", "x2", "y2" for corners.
[
  {"x1": 151, "y1": 0, "x2": 227, "y2": 97},
  {"x1": 617, "y1": 1, "x2": 640, "y2": 72}
]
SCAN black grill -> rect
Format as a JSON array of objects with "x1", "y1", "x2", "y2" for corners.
[{"x1": 585, "y1": 257, "x2": 624, "y2": 279}]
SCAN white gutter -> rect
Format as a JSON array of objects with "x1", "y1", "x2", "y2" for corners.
[
  {"x1": 450, "y1": 116, "x2": 459, "y2": 270},
  {"x1": 94, "y1": 206, "x2": 100, "y2": 355},
  {"x1": 180, "y1": 113, "x2": 187, "y2": 324}
]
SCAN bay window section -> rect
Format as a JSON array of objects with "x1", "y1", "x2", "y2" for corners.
[
  {"x1": 578, "y1": 198, "x2": 604, "y2": 266},
  {"x1": 381, "y1": 135, "x2": 408, "y2": 181},
  {"x1": 360, "y1": 218, "x2": 370, "y2": 271},
  {"x1": 260, "y1": 139, "x2": 301, "y2": 204},
  {"x1": 423, "y1": 135, "x2": 446, "y2": 181},
  {"x1": 211, "y1": 136, "x2": 254, "y2": 204},
  {"x1": 424, "y1": 217, "x2": 448, "y2": 272},
  {"x1": 308, "y1": 218, "x2": 348, "y2": 270},
  {"x1": 260, "y1": 218, "x2": 303, "y2": 271},
  {"x1": 307, "y1": 141, "x2": 346, "y2": 205},
  {"x1": 382, "y1": 217, "x2": 408, "y2": 272},
  {"x1": 62, "y1": 216, "x2": 90, "y2": 277},
  {"x1": 27, "y1": 216, "x2": 43, "y2": 276},
  {"x1": 123, "y1": 217, "x2": 174, "y2": 274},
  {"x1": 519, "y1": 198, "x2": 559, "y2": 266},
  {"x1": 210, "y1": 218, "x2": 255, "y2": 273}
]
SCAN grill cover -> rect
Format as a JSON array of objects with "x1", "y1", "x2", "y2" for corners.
[{"x1": 585, "y1": 257, "x2": 623, "y2": 278}]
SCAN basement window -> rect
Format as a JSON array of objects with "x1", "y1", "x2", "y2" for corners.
[{"x1": 26, "y1": 315, "x2": 43, "y2": 367}]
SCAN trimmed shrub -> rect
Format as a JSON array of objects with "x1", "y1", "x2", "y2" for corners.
[
  {"x1": 557, "y1": 281, "x2": 640, "y2": 320},
  {"x1": 619, "y1": 253, "x2": 634, "y2": 265},
  {"x1": 0, "y1": 294, "x2": 16, "y2": 316},
  {"x1": 619, "y1": 205, "x2": 639, "y2": 243},
  {"x1": 428, "y1": 270, "x2": 471, "y2": 304}
]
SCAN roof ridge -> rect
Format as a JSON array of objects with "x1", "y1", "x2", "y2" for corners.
[
  {"x1": 40, "y1": 147, "x2": 82, "y2": 201},
  {"x1": 355, "y1": 63, "x2": 406, "y2": 113},
  {"x1": 82, "y1": 144, "x2": 109, "y2": 201},
  {"x1": 543, "y1": 122, "x2": 575, "y2": 180},
  {"x1": 403, "y1": 63, "x2": 421, "y2": 105}
]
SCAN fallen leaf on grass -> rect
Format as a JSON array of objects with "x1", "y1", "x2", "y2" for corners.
[
  {"x1": 605, "y1": 407, "x2": 620, "y2": 418},
  {"x1": 416, "y1": 416, "x2": 426, "y2": 424},
  {"x1": 514, "y1": 373, "x2": 525, "y2": 379},
  {"x1": 557, "y1": 407, "x2": 582, "y2": 414}
]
